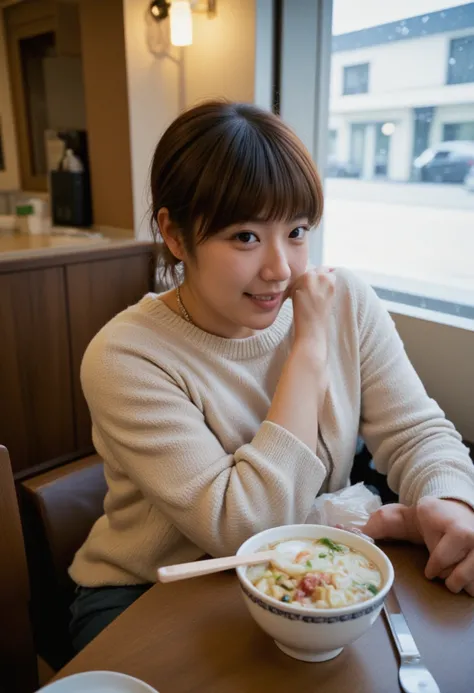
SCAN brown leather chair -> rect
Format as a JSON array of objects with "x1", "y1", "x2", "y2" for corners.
[
  {"x1": 20, "y1": 454, "x2": 107, "y2": 671},
  {"x1": 0, "y1": 446, "x2": 38, "y2": 693}
]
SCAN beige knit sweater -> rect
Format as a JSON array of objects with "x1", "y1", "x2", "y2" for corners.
[{"x1": 69, "y1": 269, "x2": 474, "y2": 586}]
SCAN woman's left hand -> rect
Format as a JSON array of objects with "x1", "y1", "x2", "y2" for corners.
[{"x1": 362, "y1": 497, "x2": 474, "y2": 596}]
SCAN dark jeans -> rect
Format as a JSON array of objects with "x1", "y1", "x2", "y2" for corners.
[{"x1": 69, "y1": 583, "x2": 152, "y2": 653}]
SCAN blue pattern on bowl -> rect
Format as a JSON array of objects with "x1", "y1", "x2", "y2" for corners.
[{"x1": 240, "y1": 584, "x2": 383, "y2": 623}]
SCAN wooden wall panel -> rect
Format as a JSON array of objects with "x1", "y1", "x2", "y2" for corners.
[
  {"x1": 0, "y1": 267, "x2": 75, "y2": 473},
  {"x1": 67, "y1": 253, "x2": 152, "y2": 448}
]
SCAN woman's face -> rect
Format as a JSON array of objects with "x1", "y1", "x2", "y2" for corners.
[{"x1": 183, "y1": 218, "x2": 310, "y2": 338}]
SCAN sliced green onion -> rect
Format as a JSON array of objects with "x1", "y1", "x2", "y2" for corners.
[{"x1": 320, "y1": 538, "x2": 343, "y2": 552}]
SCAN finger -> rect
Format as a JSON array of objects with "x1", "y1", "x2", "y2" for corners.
[
  {"x1": 363, "y1": 505, "x2": 403, "y2": 539},
  {"x1": 439, "y1": 567, "x2": 453, "y2": 580},
  {"x1": 444, "y1": 550, "x2": 474, "y2": 594},
  {"x1": 463, "y1": 579, "x2": 474, "y2": 597},
  {"x1": 363, "y1": 504, "x2": 422, "y2": 543},
  {"x1": 416, "y1": 497, "x2": 452, "y2": 549},
  {"x1": 425, "y1": 533, "x2": 469, "y2": 580}
]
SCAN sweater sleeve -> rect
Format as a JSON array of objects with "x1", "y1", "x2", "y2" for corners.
[
  {"x1": 350, "y1": 272, "x2": 474, "y2": 509},
  {"x1": 81, "y1": 340, "x2": 327, "y2": 558}
]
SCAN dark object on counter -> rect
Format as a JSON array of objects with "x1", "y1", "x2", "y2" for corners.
[
  {"x1": 50, "y1": 129, "x2": 93, "y2": 228},
  {"x1": 50, "y1": 170, "x2": 93, "y2": 227}
]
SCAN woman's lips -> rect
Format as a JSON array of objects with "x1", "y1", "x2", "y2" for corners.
[{"x1": 244, "y1": 292, "x2": 283, "y2": 311}]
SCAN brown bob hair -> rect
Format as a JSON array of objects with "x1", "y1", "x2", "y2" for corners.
[{"x1": 149, "y1": 100, "x2": 324, "y2": 283}]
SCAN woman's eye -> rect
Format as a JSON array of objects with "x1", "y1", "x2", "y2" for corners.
[
  {"x1": 289, "y1": 226, "x2": 307, "y2": 239},
  {"x1": 234, "y1": 231, "x2": 258, "y2": 244}
]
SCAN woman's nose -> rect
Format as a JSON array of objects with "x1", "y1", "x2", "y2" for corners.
[{"x1": 260, "y1": 248, "x2": 291, "y2": 283}]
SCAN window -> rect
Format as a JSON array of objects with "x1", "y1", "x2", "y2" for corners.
[
  {"x1": 447, "y1": 35, "x2": 474, "y2": 85},
  {"x1": 324, "y1": 0, "x2": 474, "y2": 317},
  {"x1": 443, "y1": 121, "x2": 474, "y2": 141},
  {"x1": 275, "y1": 0, "x2": 474, "y2": 316},
  {"x1": 343, "y1": 63, "x2": 369, "y2": 95},
  {"x1": 432, "y1": 150, "x2": 451, "y2": 160}
]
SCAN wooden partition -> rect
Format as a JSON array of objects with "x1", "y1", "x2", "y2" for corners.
[{"x1": 0, "y1": 241, "x2": 155, "y2": 479}]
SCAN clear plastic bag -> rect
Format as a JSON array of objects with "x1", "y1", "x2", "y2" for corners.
[{"x1": 306, "y1": 482, "x2": 382, "y2": 533}]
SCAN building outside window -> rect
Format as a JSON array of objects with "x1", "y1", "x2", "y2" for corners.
[{"x1": 324, "y1": 0, "x2": 474, "y2": 313}]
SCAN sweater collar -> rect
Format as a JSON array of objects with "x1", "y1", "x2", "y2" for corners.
[{"x1": 138, "y1": 293, "x2": 293, "y2": 360}]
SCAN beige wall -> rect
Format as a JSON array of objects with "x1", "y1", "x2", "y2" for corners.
[
  {"x1": 0, "y1": 9, "x2": 20, "y2": 191},
  {"x1": 123, "y1": 0, "x2": 256, "y2": 239},
  {"x1": 392, "y1": 312, "x2": 474, "y2": 442},
  {"x1": 184, "y1": 1, "x2": 255, "y2": 106}
]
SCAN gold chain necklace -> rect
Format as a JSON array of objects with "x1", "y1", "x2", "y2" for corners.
[{"x1": 176, "y1": 285, "x2": 194, "y2": 324}]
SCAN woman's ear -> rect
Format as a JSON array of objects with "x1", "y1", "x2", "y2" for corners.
[{"x1": 157, "y1": 208, "x2": 185, "y2": 261}]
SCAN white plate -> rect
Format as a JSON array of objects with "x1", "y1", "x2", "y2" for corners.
[{"x1": 39, "y1": 670, "x2": 159, "y2": 693}]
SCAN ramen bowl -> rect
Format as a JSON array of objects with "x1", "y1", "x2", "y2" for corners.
[{"x1": 236, "y1": 524, "x2": 394, "y2": 662}]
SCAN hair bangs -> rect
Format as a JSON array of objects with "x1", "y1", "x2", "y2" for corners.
[{"x1": 191, "y1": 117, "x2": 324, "y2": 243}]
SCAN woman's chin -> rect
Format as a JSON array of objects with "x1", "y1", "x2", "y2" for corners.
[{"x1": 241, "y1": 310, "x2": 280, "y2": 332}]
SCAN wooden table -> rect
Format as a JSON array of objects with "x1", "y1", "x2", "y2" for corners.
[{"x1": 53, "y1": 543, "x2": 474, "y2": 692}]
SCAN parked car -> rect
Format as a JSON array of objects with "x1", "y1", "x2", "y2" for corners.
[
  {"x1": 413, "y1": 140, "x2": 474, "y2": 183},
  {"x1": 465, "y1": 165, "x2": 474, "y2": 193},
  {"x1": 326, "y1": 155, "x2": 361, "y2": 178}
]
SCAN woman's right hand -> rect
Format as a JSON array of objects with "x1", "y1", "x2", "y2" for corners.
[
  {"x1": 290, "y1": 267, "x2": 336, "y2": 354},
  {"x1": 267, "y1": 267, "x2": 336, "y2": 450}
]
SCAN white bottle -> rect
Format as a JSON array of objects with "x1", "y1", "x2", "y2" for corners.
[
  {"x1": 62, "y1": 149, "x2": 84, "y2": 173},
  {"x1": 27, "y1": 198, "x2": 48, "y2": 235}
]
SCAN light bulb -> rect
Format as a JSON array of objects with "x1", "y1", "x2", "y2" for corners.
[
  {"x1": 381, "y1": 122, "x2": 396, "y2": 136},
  {"x1": 170, "y1": 0, "x2": 193, "y2": 46}
]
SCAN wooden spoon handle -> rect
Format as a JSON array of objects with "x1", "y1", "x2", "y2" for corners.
[{"x1": 157, "y1": 550, "x2": 275, "y2": 583}]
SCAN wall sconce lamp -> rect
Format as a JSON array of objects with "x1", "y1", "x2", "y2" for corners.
[{"x1": 149, "y1": 0, "x2": 217, "y2": 47}]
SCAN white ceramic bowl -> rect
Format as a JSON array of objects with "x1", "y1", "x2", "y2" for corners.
[
  {"x1": 236, "y1": 524, "x2": 394, "y2": 663},
  {"x1": 39, "y1": 670, "x2": 159, "y2": 692}
]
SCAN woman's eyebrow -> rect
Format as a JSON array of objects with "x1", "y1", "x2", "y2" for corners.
[{"x1": 243, "y1": 215, "x2": 308, "y2": 225}]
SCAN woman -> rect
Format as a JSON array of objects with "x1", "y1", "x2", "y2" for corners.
[{"x1": 69, "y1": 100, "x2": 474, "y2": 651}]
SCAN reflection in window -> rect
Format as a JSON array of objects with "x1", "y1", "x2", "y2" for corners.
[
  {"x1": 447, "y1": 35, "x2": 474, "y2": 85},
  {"x1": 343, "y1": 63, "x2": 369, "y2": 95}
]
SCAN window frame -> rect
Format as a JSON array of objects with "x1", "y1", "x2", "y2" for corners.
[{"x1": 276, "y1": 0, "x2": 474, "y2": 323}]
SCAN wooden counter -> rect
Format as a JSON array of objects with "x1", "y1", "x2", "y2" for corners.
[{"x1": 0, "y1": 232, "x2": 110, "y2": 257}]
